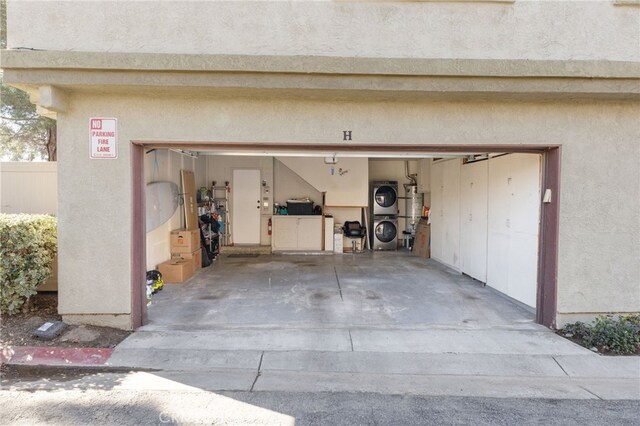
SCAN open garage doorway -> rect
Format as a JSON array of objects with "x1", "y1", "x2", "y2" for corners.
[{"x1": 131, "y1": 143, "x2": 560, "y2": 331}]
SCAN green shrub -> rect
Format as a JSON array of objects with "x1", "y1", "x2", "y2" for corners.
[
  {"x1": 0, "y1": 214, "x2": 57, "y2": 315},
  {"x1": 561, "y1": 314, "x2": 640, "y2": 355},
  {"x1": 561, "y1": 320, "x2": 592, "y2": 341}
]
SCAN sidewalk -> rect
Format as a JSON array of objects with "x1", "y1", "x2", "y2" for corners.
[{"x1": 4, "y1": 327, "x2": 639, "y2": 400}]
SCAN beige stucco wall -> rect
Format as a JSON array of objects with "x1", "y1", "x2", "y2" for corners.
[
  {"x1": 52, "y1": 92, "x2": 640, "y2": 328},
  {"x1": 7, "y1": 1, "x2": 639, "y2": 61},
  {"x1": 56, "y1": 104, "x2": 132, "y2": 329}
]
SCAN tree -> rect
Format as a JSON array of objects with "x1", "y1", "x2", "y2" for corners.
[
  {"x1": 0, "y1": 0, "x2": 57, "y2": 161},
  {"x1": 1, "y1": 82, "x2": 57, "y2": 161}
]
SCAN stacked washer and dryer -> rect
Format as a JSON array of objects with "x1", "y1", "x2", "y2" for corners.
[{"x1": 372, "y1": 181, "x2": 399, "y2": 250}]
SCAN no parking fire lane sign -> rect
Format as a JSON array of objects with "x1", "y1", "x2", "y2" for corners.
[{"x1": 90, "y1": 118, "x2": 118, "y2": 159}]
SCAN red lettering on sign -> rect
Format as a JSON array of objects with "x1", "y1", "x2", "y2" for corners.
[{"x1": 90, "y1": 118, "x2": 117, "y2": 159}]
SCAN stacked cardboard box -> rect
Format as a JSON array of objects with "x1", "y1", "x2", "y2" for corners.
[
  {"x1": 170, "y1": 228, "x2": 200, "y2": 254},
  {"x1": 157, "y1": 259, "x2": 192, "y2": 283},
  {"x1": 171, "y1": 250, "x2": 202, "y2": 271},
  {"x1": 158, "y1": 229, "x2": 201, "y2": 283}
]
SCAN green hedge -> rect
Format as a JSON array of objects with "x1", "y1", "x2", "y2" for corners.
[{"x1": 0, "y1": 214, "x2": 57, "y2": 315}]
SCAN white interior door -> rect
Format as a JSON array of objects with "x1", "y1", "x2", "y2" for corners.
[
  {"x1": 461, "y1": 160, "x2": 488, "y2": 282},
  {"x1": 232, "y1": 169, "x2": 261, "y2": 245}
]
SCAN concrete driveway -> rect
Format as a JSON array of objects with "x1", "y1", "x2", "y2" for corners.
[{"x1": 104, "y1": 252, "x2": 639, "y2": 399}]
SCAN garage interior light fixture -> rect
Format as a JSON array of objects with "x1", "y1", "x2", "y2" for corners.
[
  {"x1": 169, "y1": 149, "x2": 199, "y2": 159},
  {"x1": 464, "y1": 154, "x2": 490, "y2": 163}
]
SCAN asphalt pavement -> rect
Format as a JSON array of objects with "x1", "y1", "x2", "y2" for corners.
[{"x1": 1, "y1": 387, "x2": 639, "y2": 426}]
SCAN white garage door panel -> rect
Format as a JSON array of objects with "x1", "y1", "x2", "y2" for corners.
[
  {"x1": 461, "y1": 160, "x2": 488, "y2": 282},
  {"x1": 487, "y1": 156, "x2": 511, "y2": 295},
  {"x1": 487, "y1": 154, "x2": 541, "y2": 308},
  {"x1": 508, "y1": 232, "x2": 539, "y2": 308},
  {"x1": 507, "y1": 156, "x2": 542, "y2": 234},
  {"x1": 487, "y1": 232, "x2": 510, "y2": 295}
]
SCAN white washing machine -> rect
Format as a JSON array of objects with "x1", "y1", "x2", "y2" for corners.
[
  {"x1": 372, "y1": 181, "x2": 398, "y2": 216},
  {"x1": 373, "y1": 216, "x2": 398, "y2": 251}
]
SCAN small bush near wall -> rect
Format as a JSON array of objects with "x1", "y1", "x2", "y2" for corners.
[
  {"x1": 560, "y1": 315, "x2": 640, "y2": 355},
  {"x1": 0, "y1": 214, "x2": 57, "y2": 315}
]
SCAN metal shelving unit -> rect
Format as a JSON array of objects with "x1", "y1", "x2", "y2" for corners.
[{"x1": 212, "y1": 182, "x2": 231, "y2": 246}]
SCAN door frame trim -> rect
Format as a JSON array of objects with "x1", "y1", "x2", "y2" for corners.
[
  {"x1": 131, "y1": 143, "x2": 147, "y2": 329},
  {"x1": 536, "y1": 147, "x2": 561, "y2": 328}
]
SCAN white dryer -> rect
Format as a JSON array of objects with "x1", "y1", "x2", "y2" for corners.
[
  {"x1": 373, "y1": 216, "x2": 398, "y2": 251},
  {"x1": 372, "y1": 181, "x2": 398, "y2": 216}
]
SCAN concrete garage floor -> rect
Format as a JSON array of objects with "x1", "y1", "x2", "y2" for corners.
[{"x1": 145, "y1": 252, "x2": 536, "y2": 332}]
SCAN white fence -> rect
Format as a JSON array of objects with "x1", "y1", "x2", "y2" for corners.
[{"x1": 0, "y1": 162, "x2": 57, "y2": 215}]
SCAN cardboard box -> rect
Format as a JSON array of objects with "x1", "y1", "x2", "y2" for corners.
[
  {"x1": 170, "y1": 228, "x2": 200, "y2": 254},
  {"x1": 413, "y1": 219, "x2": 431, "y2": 258},
  {"x1": 157, "y1": 259, "x2": 193, "y2": 283},
  {"x1": 172, "y1": 249, "x2": 202, "y2": 271}
]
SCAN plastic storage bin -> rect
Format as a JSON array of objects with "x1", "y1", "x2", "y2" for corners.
[{"x1": 287, "y1": 201, "x2": 314, "y2": 215}]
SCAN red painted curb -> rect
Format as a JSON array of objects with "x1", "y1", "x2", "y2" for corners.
[{"x1": 1, "y1": 346, "x2": 113, "y2": 366}]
